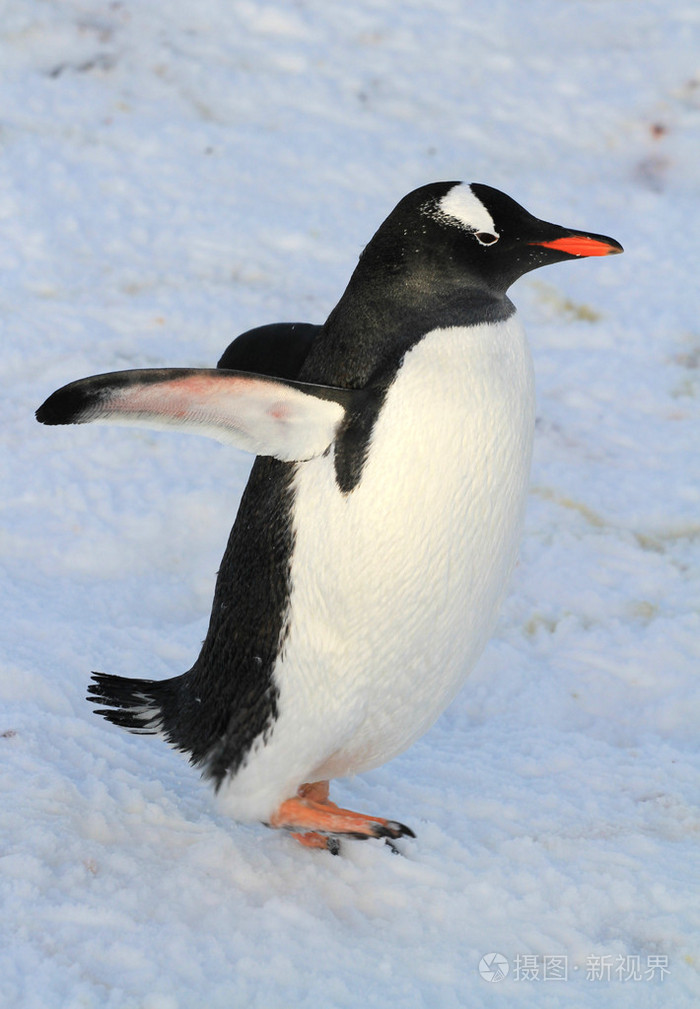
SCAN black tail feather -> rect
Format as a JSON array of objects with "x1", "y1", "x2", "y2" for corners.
[
  {"x1": 87, "y1": 669, "x2": 259, "y2": 786},
  {"x1": 87, "y1": 672, "x2": 169, "y2": 735}
]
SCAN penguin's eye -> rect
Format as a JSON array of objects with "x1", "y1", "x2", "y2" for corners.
[{"x1": 474, "y1": 232, "x2": 499, "y2": 246}]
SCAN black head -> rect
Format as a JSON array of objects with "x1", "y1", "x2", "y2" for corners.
[
  {"x1": 366, "y1": 180, "x2": 623, "y2": 295},
  {"x1": 301, "y1": 181, "x2": 622, "y2": 390}
]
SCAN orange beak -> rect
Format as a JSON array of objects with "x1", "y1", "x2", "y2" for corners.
[{"x1": 530, "y1": 235, "x2": 623, "y2": 257}]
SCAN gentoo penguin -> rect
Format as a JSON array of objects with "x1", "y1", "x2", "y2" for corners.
[{"x1": 37, "y1": 183, "x2": 622, "y2": 852}]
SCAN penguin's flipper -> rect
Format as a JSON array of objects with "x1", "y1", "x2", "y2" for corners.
[
  {"x1": 36, "y1": 367, "x2": 359, "y2": 462},
  {"x1": 217, "y1": 322, "x2": 321, "y2": 379}
]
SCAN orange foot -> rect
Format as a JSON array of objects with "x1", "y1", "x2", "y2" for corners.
[{"x1": 269, "y1": 780, "x2": 415, "y2": 853}]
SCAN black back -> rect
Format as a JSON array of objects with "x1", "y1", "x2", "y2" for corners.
[
  {"x1": 163, "y1": 456, "x2": 296, "y2": 782},
  {"x1": 217, "y1": 322, "x2": 320, "y2": 379}
]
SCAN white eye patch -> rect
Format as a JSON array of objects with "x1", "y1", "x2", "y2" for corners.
[{"x1": 437, "y1": 184, "x2": 499, "y2": 243}]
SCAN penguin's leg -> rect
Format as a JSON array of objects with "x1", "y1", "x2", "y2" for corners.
[
  {"x1": 297, "y1": 780, "x2": 333, "y2": 804},
  {"x1": 269, "y1": 781, "x2": 415, "y2": 846},
  {"x1": 288, "y1": 782, "x2": 342, "y2": 853},
  {"x1": 289, "y1": 781, "x2": 342, "y2": 853}
]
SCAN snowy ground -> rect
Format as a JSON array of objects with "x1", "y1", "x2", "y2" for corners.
[{"x1": 2, "y1": 1, "x2": 699, "y2": 1006}]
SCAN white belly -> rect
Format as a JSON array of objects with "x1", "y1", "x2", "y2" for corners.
[{"x1": 218, "y1": 316, "x2": 535, "y2": 822}]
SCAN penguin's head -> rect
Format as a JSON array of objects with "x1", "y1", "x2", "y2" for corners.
[{"x1": 372, "y1": 181, "x2": 623, "y2": 294}]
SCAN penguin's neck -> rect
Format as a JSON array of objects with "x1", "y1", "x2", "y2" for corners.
[{"x1": 301, "y1": 253, "x2": 515, "y2": 389}]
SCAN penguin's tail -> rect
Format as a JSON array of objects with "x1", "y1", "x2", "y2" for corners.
[{"x1": 87, "y1": 671, "x2": 178, "y2": 738}]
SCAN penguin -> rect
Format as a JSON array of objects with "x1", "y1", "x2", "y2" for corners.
[{"x1": 36, "y1": 183, "x2": 622, "y2": 852}]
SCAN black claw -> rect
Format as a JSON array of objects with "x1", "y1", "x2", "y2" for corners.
[
  {"x1": 327, "y1": 837, "x2": 341, "y2": 856},
  {"x1": 372, "y1": 820, "x2": 416, "y2": 840},
  {"x1": 384, "y1": 838, "x2": 405, "y2": 856}
]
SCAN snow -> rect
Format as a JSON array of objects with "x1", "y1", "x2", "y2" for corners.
[{"x1": 2, "y1": 1, "x2": 699, "y2": 1006}]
